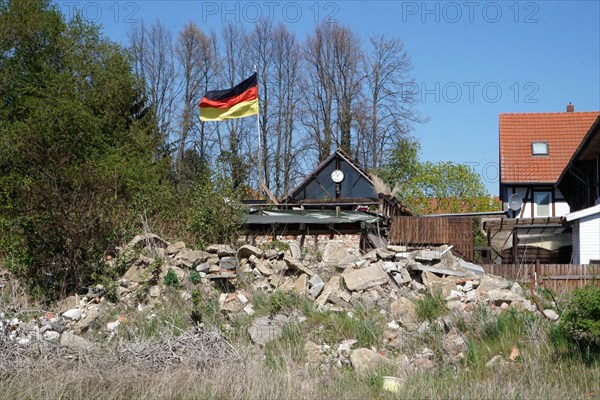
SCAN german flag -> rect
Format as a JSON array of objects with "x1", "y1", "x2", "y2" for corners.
[{"x1": 199, "y1": 73, "x2": 258, "y2": 121}]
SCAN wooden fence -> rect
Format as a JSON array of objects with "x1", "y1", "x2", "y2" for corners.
[
  {"x1": 390, "y1": 216, "x2": 474, "y2": 261},
  {"x1": 481, "y1": 264, "x2": 600, "y2": 293}
]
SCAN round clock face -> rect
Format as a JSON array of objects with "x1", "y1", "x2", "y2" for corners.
[{"x1": 331, "y1": 169, "x2": 344, "y2": 183}]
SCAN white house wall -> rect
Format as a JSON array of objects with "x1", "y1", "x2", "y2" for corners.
[
  {"x1": 555, "y1": 199, "x2": 571, "y2": 217},
  {"x1": 579, "y1": 214, "x2": 600, "y2": 264},
  {"x1": 502, "y1": 185, "x2": 570, "y2": 218}
]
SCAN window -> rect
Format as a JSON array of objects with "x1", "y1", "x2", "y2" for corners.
[
  {"x1": 532, "y1": 142, "x2": 548, "y2": 156},
  {"x1": 534, "y1": 191, "x2": 551, "y2": 217}
]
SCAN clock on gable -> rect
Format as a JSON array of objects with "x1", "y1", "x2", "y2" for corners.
[{"x1": 331, "y1": 169, "x2": 344, "y2": 183}]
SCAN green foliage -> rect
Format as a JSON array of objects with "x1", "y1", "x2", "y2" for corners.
[
  {"x1": 260, "y1": 241, "x2": 291, "y2": 252},
  {"x1": 0, "y1": 0, "x2": 170, "y2": 299},
  {"x1": 187, "y1": 176, "x2": 244, "y2": 249},
  {"x1": 415, "y1": 290, "x2": 448, "y2": 322},
  {"x1": 558, "y1": 285, "x2": 600, "y2": 353},
  {"x1": 312, "y1": 309, "x2": 384, "y2": 348},
  {"x1": 163, "y1": 269, "x2": 181, "y2": 288},
  {"x1": 378, "y1": 136, "x2": 422, "y2": 187},
  {"x1": 464, "y1": 305, "x2": 542, "y2": 367},
  {"x1": 91, "y1": 273, "x2": 118, "y2": 303},
  {"x1": 188, "y1": 271, "x2": 201, "y2": 285},
  {"x1": 379, "y1": 137, "x2": 499, "y2": 215}
]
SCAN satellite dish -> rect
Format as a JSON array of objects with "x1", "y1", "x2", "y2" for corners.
[{"x1": 508, "y1": 193, "x2": 523, "y2": 211}]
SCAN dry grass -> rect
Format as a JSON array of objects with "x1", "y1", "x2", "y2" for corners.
[
  {"x1": 371, "y1": 174, "x2": 399, "y2": 197},
  {"x1": 1, "y1": 342, "x2": 600, "y2": 400}
]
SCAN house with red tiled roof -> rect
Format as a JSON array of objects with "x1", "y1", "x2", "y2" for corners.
[{"x1": 499, "y1": 105, "x2": 600, "y2": 218}]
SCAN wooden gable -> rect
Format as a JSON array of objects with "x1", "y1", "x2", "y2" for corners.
[{"x1": 283, "y1": 149, "x2": 377, "y2": 205}]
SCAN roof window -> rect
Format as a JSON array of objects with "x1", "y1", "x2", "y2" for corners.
[{"x1": 532, "y1": 142, "x2": 548, "y2": 156}]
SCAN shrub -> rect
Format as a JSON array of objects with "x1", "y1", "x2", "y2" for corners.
[
  {"x1": 558, "y1": 284, "x2": 600, "y2": 352},
  {"x1": 187, "y1": 176, "x2": 244, "y2": 249},
  {"x1": 0, "y1": 4, "x2": 170, "y2": 301}
]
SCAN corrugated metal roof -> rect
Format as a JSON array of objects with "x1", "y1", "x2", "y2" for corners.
[{"x1": 245, "y1": 209, "x2": 379, "y2": 225}]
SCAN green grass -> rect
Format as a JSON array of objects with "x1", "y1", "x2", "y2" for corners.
[
  {"x1": 246, "y1": 289, "x2": 385, "y2": 363},
  {"x1": 116, "y1": 289, "x2": 192, "y2": 340},
  {"x1": 309, "y1": 309, "x2": 384, "y2": 348},
  {"x1": 264, "y1": 323, "x2": 306, "y2": 368},
  {"x1": 462, "y1": 304, "x2": 545, "y2": 368},
  {"x1": 414, "y1": 290, "x2": 448, "y2": 322}
]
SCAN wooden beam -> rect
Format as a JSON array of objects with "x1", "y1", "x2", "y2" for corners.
[{"x1": 260, "y1": 182, "x2": 279, "y2": 205}]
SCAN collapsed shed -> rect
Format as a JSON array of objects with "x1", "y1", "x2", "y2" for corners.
[{"x1": 243, "y1": 149, "x2": 413, "y2": 251}]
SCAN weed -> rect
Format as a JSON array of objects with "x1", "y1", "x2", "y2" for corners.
[
  {"x1": 119, "y1": 291, "x2": 191, "y2": 340},
  {"x1": 308, "y1": 308, "x2": 384, "y2": 348},
  {"x1": 264, "y1": 323, "x2": 305, "y2": 369},
  {"x1": 464, "y1": 304, "x2": 544, "y2": 368},
  {"x1": 191, "y1": 289, "x2": 202, "y2": 309},
  {"x1": 188, "y1": 271, "x2": 201, "y2": 285},
  {"x1": 115, "y1": 247, "x2": 138, "y2": 274},
  {"x1": 190, "y1": 288, "x2": 222, "y2": 328},
  {"x1": 135, "y1": 282, "x2": 150, "y2": 303},
  {"x1": 421, "y1": 322, "x2": 447, "y2": 359},
  {"x1": 364, "y1": 363, "x2": 399, "y2": 396},
  {"x1": 259, "y1": 241, "x2": 290, "y2": 252},
  {"x1": 535, "y1": 286, "x2": 562, "y2": 311},
  {"x1": 415, "y1": 290, "x2": 448, "y2": 322},
  {"x1": 315, "y1": 251, "x2": 323, "y2": 262},
  {"x1": 252, "y1": 290, "x2": 312, "y2": 316},
  {"x1": 100, "y1": 277, "x2": 118, "y2": 303},
  {"x1": 454, "y1": 315, "x2": 468, "y2": 332},
  {"x1": 163, "y1": 269, "x2": 180, "y2": 288}
]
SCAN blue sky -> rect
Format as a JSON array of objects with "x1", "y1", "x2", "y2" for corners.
[{"x1": 58, "y1": 1, "x2": 600, "y2": 195}]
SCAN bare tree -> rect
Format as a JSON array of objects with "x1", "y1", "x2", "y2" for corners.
[
  {"x1": 303, "y1": 24, "x2": 336, "y2": 162},
  {"x1": 271, "y1": 24, "x2": 301, "y2": 197},
  {"x1": 129, "y1": 20, "x2": 179, "y2": 158},
  {"x1": 330, "y1": 25, "x2": 362, "y2": 155},
  {"x1": 302, "y1": 23, "x2": 362, "y2": 161},
  {"x1": 218, "y1": 23, "x2": 253, "y2": 188},
  {"x1": 175, "y1": 21, "x2": 219, "y2": 171},
  {"x1": 126, "y1": 20, "x2": 425, "y2": 194},
  {"x1": 248, "y1": 19, "x2": 274, "y2": 189},
  {"x1": 356, "y1": 35, "x2": 423, "y2": 171}
]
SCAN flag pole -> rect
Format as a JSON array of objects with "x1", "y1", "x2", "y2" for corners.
[{"x1": 255, "y1": 65, "x2": 263, "y2": 199}]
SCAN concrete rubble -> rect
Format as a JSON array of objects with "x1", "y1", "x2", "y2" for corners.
[{"x1": 0, "y1": 236, "x2": 559, "y2": 373}]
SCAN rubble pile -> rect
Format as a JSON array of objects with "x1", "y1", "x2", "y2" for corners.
[{"x1": 0, "y1": 233, "x2": 557, "y2": 374}]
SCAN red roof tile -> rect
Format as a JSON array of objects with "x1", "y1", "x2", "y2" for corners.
[{"x1": 499, "y1": 111, "x2": 600, "y2": 184}]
